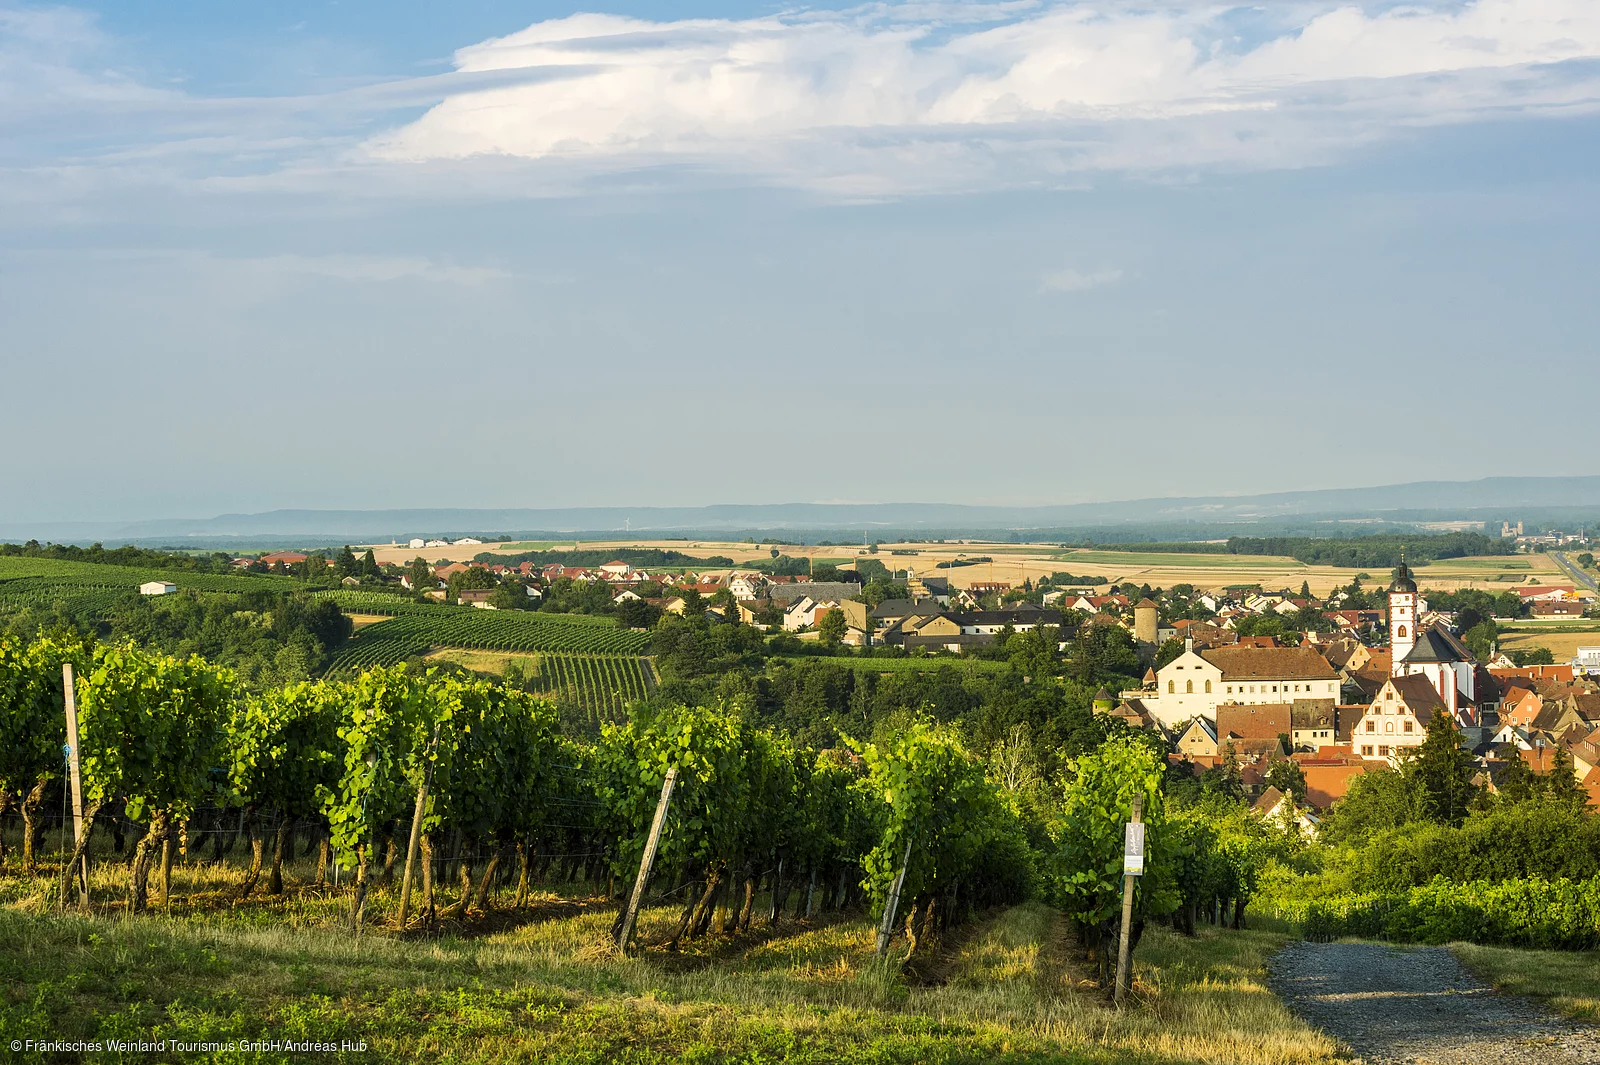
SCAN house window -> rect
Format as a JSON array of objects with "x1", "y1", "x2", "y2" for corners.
[
  {"x1": 1403, "y1": 720, "x2": 1413, "y2": 733},
  {"x1": 1186, "y1": 680, "x2": 1193, "y2": 694},
  {"x1": 1397, "y1": 625, "x2": 1407, "y2": 638},
  {"x1": 1379, "y1": 745, "x2": 1390, "y2": 756},
  {"x1": 1226, "y1": 686, "x2": 1233, "y2": 694},
  {"x1": 1366, "y1": 721, "x2": 1375, "y2": 733},
  {"x1": 1362, "y1": 745, "x2": 1374, "y2": 755},
  {"x1": 1385, "y1": 690, "x2": 1393, "y2": 700},
  {"x1": 1385, "y1": 721, "x2": 1394, "y2": 733},
  {"x1": 1168, "y1": 681, "x2": 1175, "y2": 694},
  {"x1": 1205, "y1": 680, "x2": 1212, "y2": 693}
]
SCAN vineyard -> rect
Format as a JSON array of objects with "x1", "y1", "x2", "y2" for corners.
[
  {"x1": 316, "y1": 590, "x2": 618, "y2": 626},
  {"x1": 0, "y1": 558, "x2": 308, "y2": 620},
  {"x1": 0, "y1": 631, "x2": 1442, "y2": 1063},
  {"x1": 0, "y1": 637, "x2": 1040, "y2": 955},
  {"x1": 324, "y1": 606, "x2": 651, "y2": 672},
  {"x1": 525, "y1": 652, "x2": 653, "y2": 719}
]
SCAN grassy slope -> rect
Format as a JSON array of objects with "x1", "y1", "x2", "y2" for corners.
[
  {"x1": 0, "y1": 889, "x2": 1333, "y2": 1065},
  {"x1": 1452, "y1": 944, "x2": 1600, "y2": 1022}
]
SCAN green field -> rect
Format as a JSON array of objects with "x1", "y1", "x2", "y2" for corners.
[{"x1": 0, "y1": 556, "x2": 304, "y2": 615}]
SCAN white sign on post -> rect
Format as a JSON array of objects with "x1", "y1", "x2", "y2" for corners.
[{"x1": 1123, "y1": 821, "x2": 1146, "y2": 876}]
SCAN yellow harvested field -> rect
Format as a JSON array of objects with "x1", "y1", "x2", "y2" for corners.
[
  {"x1": 1496, "y1": 629, "x2": 1600, "y2": 662},
  {"x1": 348, "y1": 613, "x2": 391, "y2": 631},
  {"x1": 360, "y1": 537, "x2": 1567, "y2": 596}
]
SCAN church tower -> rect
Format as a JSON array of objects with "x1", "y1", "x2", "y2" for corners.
[{"x1": 1388, "y1": 554, "x2": 1417, "y2": 674}]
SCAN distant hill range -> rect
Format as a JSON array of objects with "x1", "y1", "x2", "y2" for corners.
[{"x1": 7, "y1": 475, "x2": 1600, "y2": 548}]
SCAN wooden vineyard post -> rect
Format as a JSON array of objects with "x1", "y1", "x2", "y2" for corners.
[
  {"x1": 1114, "y1": 792, "x2": 1145, "y2": 1007},
  {"x1": 396, "y1": 726, "x2": 440, "y2": 930},
  {"x1": 61, "y1": 663, "x2": 89, "y2": 908},
  {"x1": 874, "y1": 833, "x2": 914, "y2": 960},
  {"x1": 615, "y1": 766, "x2": 678, "y2": 954}
]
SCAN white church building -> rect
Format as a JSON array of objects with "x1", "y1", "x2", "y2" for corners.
[{"x1": 1386, "y1": 558, "x2": 1479, "y2": 726}]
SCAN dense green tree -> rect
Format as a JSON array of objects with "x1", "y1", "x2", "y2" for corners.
[
  {"x1": 1069, "y1": 624, "x2": 1140, "y2": 687},
  {"x1": 406, "y1": 557, "x2": 434, "y2": 593},
  {"x1": 1495, "y1": 746, "x2": 1539, "y2": 803},
  {"x1": 489, "y1": 580, "x2": 530, "y2": 611},
  {"x1": 1405, "y1": 710, "x2": 1477, "y2": 827},
  {"x1": 447, "y1": 566, "x2": 497, "y2": 600},
  {"x1": 614, "y1": 597, "x2": 662, "y2": 628},
  {"x1": 335, "y1": 545, "x2": 360, "y2": 579},
  {"x1": 1201, "y1": 743, "x2": 1245, "y2": 801},
  {"x1": 1153, "y1": 637, "x2": 1186, "y2": 670},
  {"x1": 1543, "y1": 745, "x2": 1586, "y2": 807},
  {"x1": 361, "y1": 549, "x2": 382, "y2": 580},
  {"x1": 1321, "y1": 766, "x2": 1419, "y2": 844},
  {"x1": 1463, "y1": 621, "x2": 1499, "y2": 661},
  {"x1": 817, "y1": 606, "x2": 847, "y2": 647},
  {"x1": 1264, "y1": 757, "x2": 1308, "y2": 805}
]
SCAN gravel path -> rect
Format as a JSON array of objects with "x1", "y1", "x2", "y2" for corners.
[{"x1": 1271, "y1": 941, "x2": 1600, "y2": 1064}]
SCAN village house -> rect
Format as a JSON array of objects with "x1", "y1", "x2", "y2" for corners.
[
  {"x1": 1290, "y1": 700, "x2": 1339, "y2": 751},
  {"x1": 1530, "y1": 600, "x2": 1586, "y2": 618},
  {"x1": 458, "y1": 588, "x2": 497, "y2": 609},
  {"x1": 727, "y1": 574, "x2": 765, "y2": 600},
  {"x1": 1354, "y1": 674, "x2": 1447, "y2": 761},
  {"x1": 259, "y1": 552, "x2": 309, "y2": 567},
  {"x1": 1134, "y1": 642, "x2": 1340, "y2": 728}
]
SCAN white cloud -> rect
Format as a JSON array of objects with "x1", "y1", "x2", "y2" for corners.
[
  {"x1": 1040, "y1": 266, "x2": 1123, "y2": 292},
  {"x1": 5, "y1": 1, "x2": 1600, "y2": 199},
  {"x1": 360, "y1": 1, "x2": 1600, "y2": 192}
]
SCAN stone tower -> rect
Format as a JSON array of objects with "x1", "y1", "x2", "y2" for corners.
[{"x1": 1134, "y1": 598, "x2": 1160, "y2": 646}]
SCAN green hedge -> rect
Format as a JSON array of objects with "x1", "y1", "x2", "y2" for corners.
[{"x1": 1269, "y1": 876, "x2": 1600, "y2": 950}]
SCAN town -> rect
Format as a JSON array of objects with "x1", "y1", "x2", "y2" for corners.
[{"x1": 226, "y1": 534, "x2": 1600, "y2": 828}]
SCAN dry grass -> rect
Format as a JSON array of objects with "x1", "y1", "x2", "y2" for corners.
[
  {"x1": 423, "y1": 647, "x2": 545, "y2": 675},
  {"x1": 1452, "y1": 943, "x2": 1600, "y2": 1021},
  {"x1": 0, "y1": 845, "x2": 1338, "y2": 1065}
]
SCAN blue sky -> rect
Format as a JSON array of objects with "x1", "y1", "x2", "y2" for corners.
[{"x1": 2, "y1": 0, "x2": 1598, "y2": 523}]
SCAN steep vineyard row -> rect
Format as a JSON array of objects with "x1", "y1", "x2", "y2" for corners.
[{"x1": 324, "y1": 609, "x2": 651, "y2": 672}]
